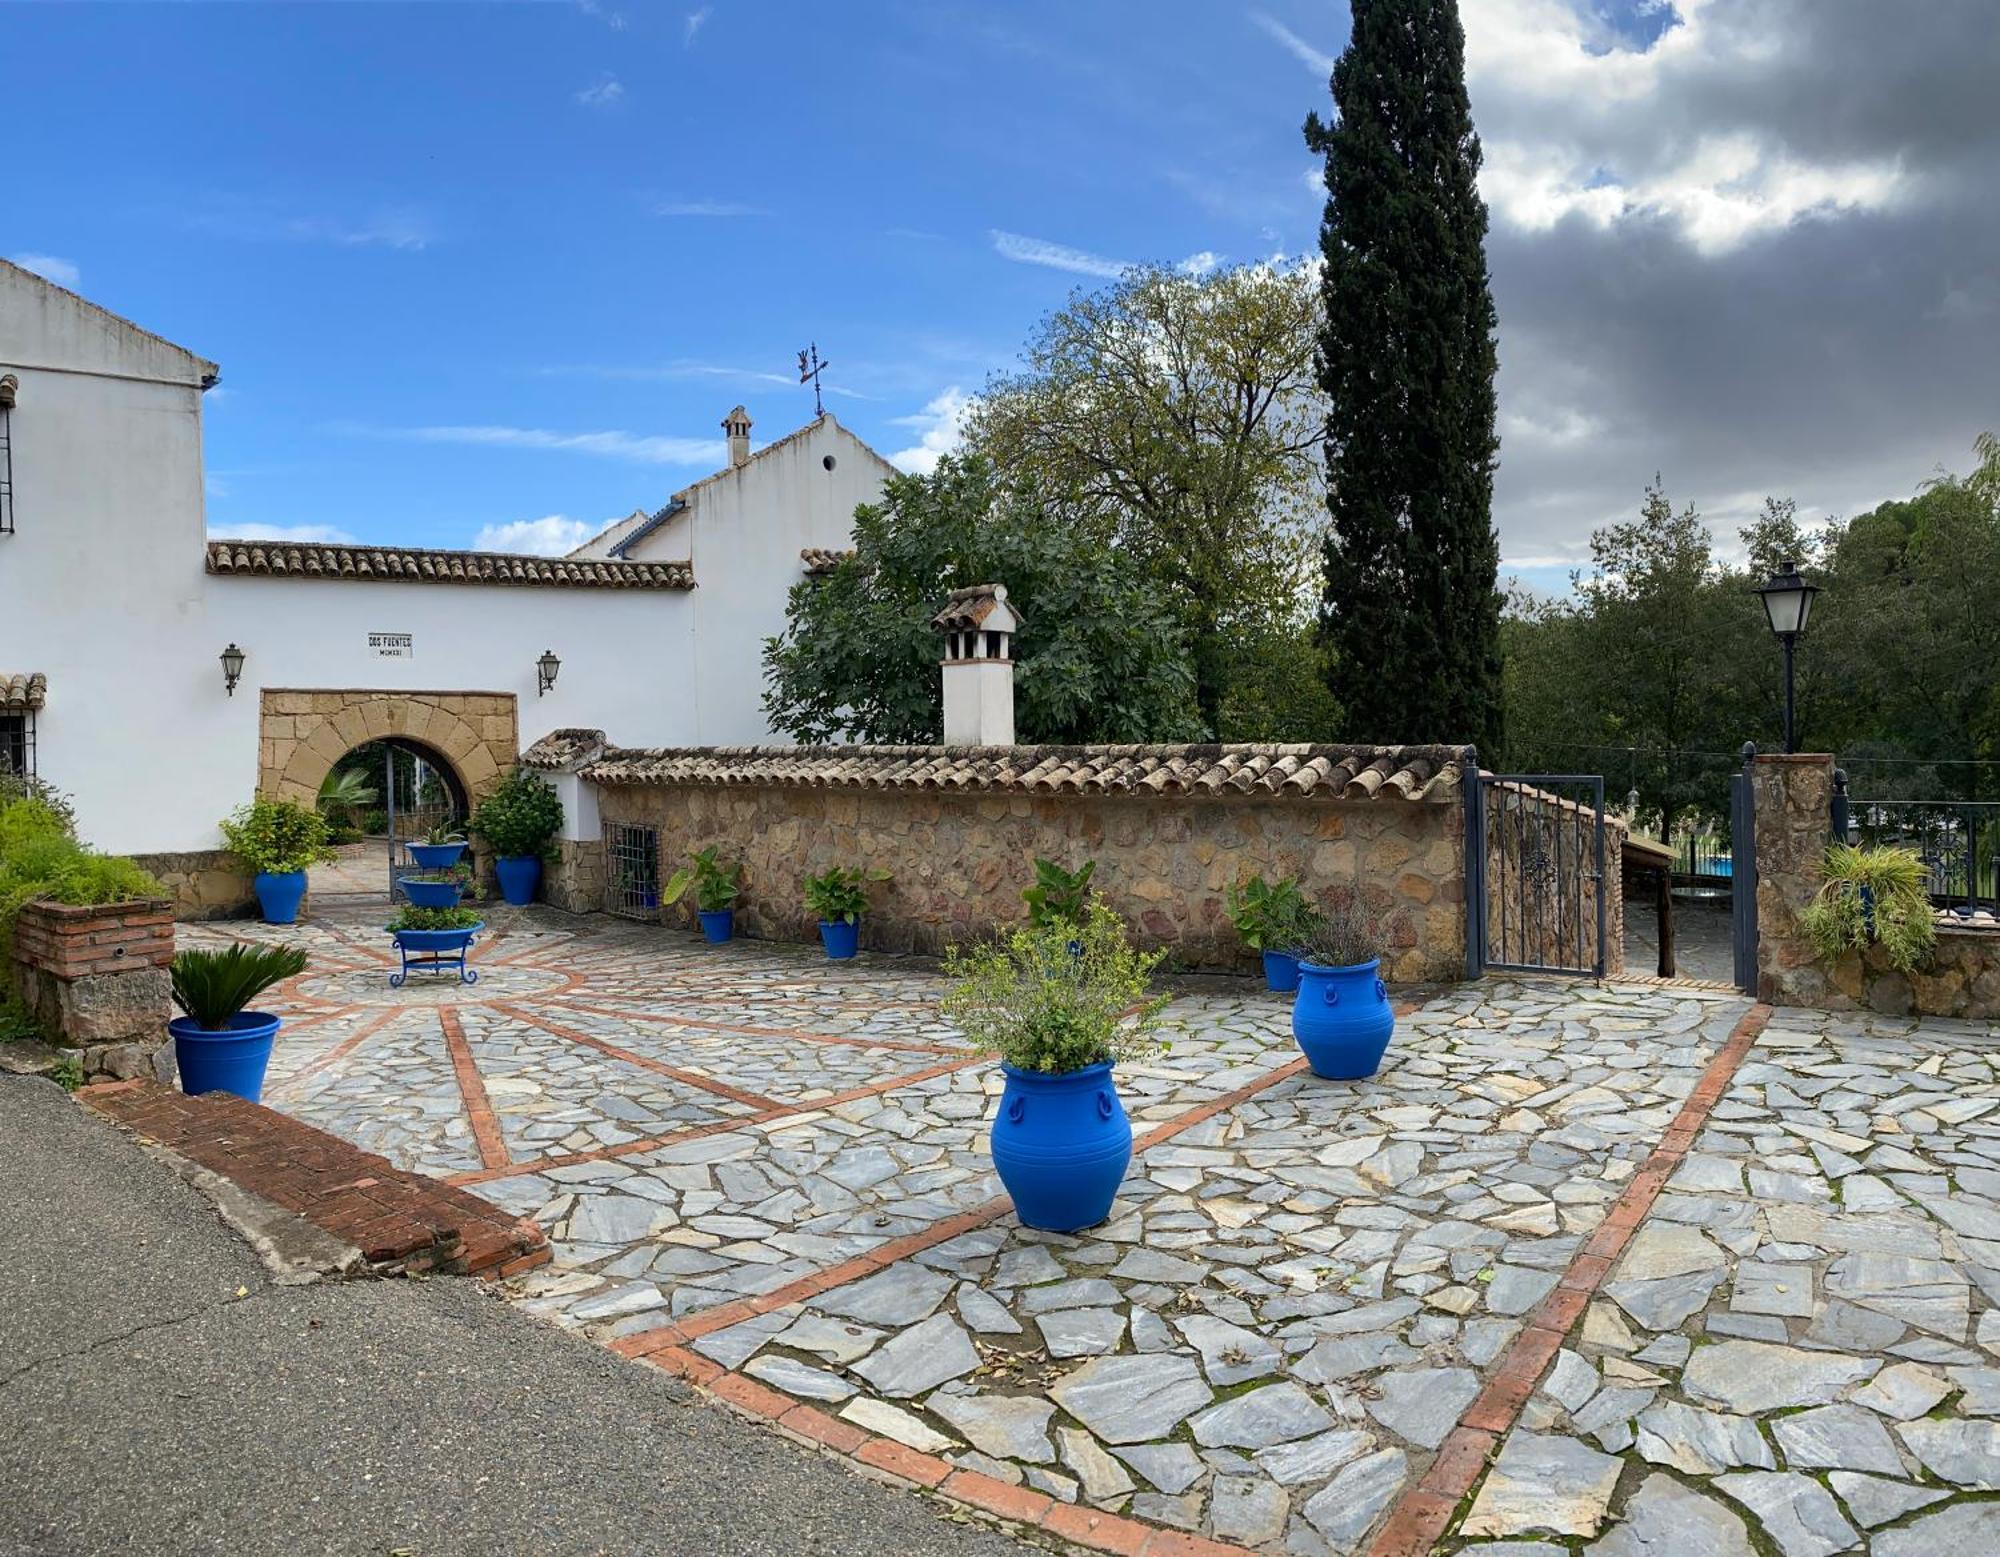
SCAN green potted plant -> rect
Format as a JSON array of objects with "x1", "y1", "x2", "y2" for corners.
[
  {"x1": 943, "y1": 898, "x2": 1167, "y2": 1232},
  {"x1": 467, "y1": 768, "x2": 564, "y2": 906},
  {"x1": 1227, "y1": 873, "x2": 1324, "y2": 993},
  {"x1": 384, "y1": 903, "x2": 485, "y2": 987},
  {"x1": 219, "y1": 797, "x2": 336, "y2": 924},
  {"x1": 1290, "y1": 899, "x2": 1394, "y2": 1080},
  {"x1": 1023, "y1": 856, "x2": 1095, "y2": 929},
  {"x1": 663, "y1": 846, "x2": 743, "y2": 943},
  {"x1": 1800, "y1": 842, "x2": 1937, "y2": 974},
  {"x1": 803, "y1": 865, "x2": 890, "y2": 960},
  {"x1": 169, "y1": 942, "x2": 310, "y2": 1101},
  {"x1": 407, "y1": 813, "x2": 469, "y2": 871}
]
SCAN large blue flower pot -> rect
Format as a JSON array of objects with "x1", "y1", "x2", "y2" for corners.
[
  {"x1": 254, "y1": 870, "x2": 307, "y2": 925},
  {"x1": 820, "y1": 918, "x2": 859, "y2": 960},
  {"x1": 698, "y1": 909, "x2": 734, "y2": 944},
  {"x1": 400, "y1": 878, "x2": 463, "y2": 909},
  {"x1": 990, "y1": 1061, "x2": 1132, "y2": 1233},
  {"x1": 1262, "y1": 949, "x2": 1301, "y2": 993},
  {"x1": 494, "y1": 855, "x2": 541, "y2": 906},
  {"x1": 171, "y1": 1012, "x2": 281, "y2": 1102},
  {"x1": 1291, "y1": 958, "x2": 1394, "y2": 1080},
  {"x1": 406, "y1": 841, "x2": 468, "y2": 871},
  {"x1": 388, "y1": 923, "x2": 482, "y2": 987}
]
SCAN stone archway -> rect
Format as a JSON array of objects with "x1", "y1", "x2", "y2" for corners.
[{"x1": 260, "y1": 689, "x2": 518, "y2": 807}]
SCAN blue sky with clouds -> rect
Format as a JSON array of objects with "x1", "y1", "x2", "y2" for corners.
[{"x1": 11, "y1": 2, "x2": 1996, "y2": 588}]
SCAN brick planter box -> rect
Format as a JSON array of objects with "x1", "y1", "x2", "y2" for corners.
[{"x1": 11, "y1": 897, "x2": 175, "y2": 1081}]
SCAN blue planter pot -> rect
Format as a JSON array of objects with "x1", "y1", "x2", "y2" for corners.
[
  {"x1": 1291, "y1": 958, "x2": 1394, "y2": 1080},
  {"x1": 1262, "y1": 949, "x2": 1301, "y2": 993},
  {"x1": 698, "y1": 908, "x2": 734, "y2": 944},
  {"x1": 401, "y1": 878, "x2": 463, "y2": 909},
  {"x1": 820, "y1": 918, "x2": 859, "y2": 960},
  {"x1": 253, "y1": 870, "x2": 307, "y2": 925},
  {"x1": 388, "y1": 923, "x2": 483, "y2": 987},
  {"x1": 990, "y1": 1061, "x2": 1132, "y2": 1233},
  {"x1": 494, "y1": 855, "x2": 541, "y2": 906},
  {"x1": 406, "y1": 841, "x2": 468, "y2": 871},
  {"x1": 171, "y1": 1012, "x2": 281, "y2": 1102}
]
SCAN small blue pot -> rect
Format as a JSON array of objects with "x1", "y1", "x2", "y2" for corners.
[
  {"x1": 1291, "y1": 958, "x2": 1394, "y2": 1080},
  {"x1": 698, "y1": 908, "x2": 734, "y2": 944},
  {"x1": 254, "y1": 870, "x2": 307, "y2": 925},
  {"x1": 1262, "y1": 949, "x2": 1301, "y2": 993},
  {"x1": 406, "y1": 841, "x2": 468, "y2": 871},
  {"x1": 401, "y1": 878, "x2": 463, "y2": 909},
  {"x1": 991, "y1": 1061, "x2": 1133, "y2": 1233},
  {"x1": 495, "y1": 855, "x2": 541, "y2": 906},
  {"x1": 820, "y1": 918, "x2": 859, "y2": 960},
  {"x1": 171, "y1": 1012, "x2": 281, "y2": 1102}
]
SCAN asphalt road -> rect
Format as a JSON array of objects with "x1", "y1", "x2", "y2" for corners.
[{"x1": 0, "y1": 1074, "x2": 1035, "y2": 1557}]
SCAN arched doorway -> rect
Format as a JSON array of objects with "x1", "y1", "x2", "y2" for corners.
[{"x1": 312, "y1": 737, "x2": 472, "y2": 900}]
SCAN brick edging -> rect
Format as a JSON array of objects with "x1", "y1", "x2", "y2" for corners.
[{"x1": 1363, "y1": 1001, "x2": 1774, "y2": 1557}]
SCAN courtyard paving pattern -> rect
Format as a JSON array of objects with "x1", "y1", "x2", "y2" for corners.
[{"x1": 181, "y1": 905, "x2": 2000, "y2": 1554}]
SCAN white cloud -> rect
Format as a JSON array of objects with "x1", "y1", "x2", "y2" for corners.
[
  {"x1": 357, "y1": 424, "x2": 725, "y2": 466},
  {"x1": 656, "y1": 199, "x2": 766, "y2": 218},
  {"x1": 1249, "y1": 11, "x2": 1336, "y2": 77},
  {"x1": 189, "y1": 202, "x2": 433, "y2": 251},
  {"x1": 684, "y1": 6, "x2": 711, "y2": 46},
  {"x1": 472, "y1": 515, "x2": 596, "y2": 555},
  {"x1": 10, "y1": 253, "x2": 80, "y2": 289},
  {"x1": 1178, "y1": 250, "x2": 1223, "y2": 278},
  {"x1": 889, "y1": 387, "x2": 974, "y2": 475},
  {"x1": 989, "y1": 229, "x2": 1132, "y2": 279},
  {"x1": 575, "y1": 75, "x2": 624, "y2": 108},
  {"x1": 207, "y1": 521, "x2": 358, "y2": 545}
]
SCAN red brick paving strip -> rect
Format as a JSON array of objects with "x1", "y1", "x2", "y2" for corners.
[
  {"x1": 1364, "y1": 999, "x2": 1774, "y2": 1557},
  {"x1": 438, "y1": 1007, "x2": 512, "y2": 1171},
  {"x1": 79, "y1": 1079, "x2": 549, "y2": 1278}
]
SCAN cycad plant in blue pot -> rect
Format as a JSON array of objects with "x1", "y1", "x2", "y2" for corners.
[
  {"x1": 220, "y1": 798, "x2": 336, "y2": 925},
  {"x1": 1290, "y1": 899, "x2": 1394, "y2": 1081},
  {"x1": 942, "y1": 899, "x2": 1168, "y2": 1233},
  {"x1": 803, "y1": 864, "x2": 890, "y2": 960},
  {"x1": 1226, "y1": 873, "x2": 1322, "y2": 993},
  {"x1": 664, "y1": 846, "x2": 743, "y2": 943},
  {"x1": 169, "y1": 942, "x2": 310, "y2": 1101}
]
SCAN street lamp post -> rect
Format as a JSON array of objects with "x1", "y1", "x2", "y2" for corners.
[{"x1": 1754, "y1": 561, "x2": 1819, "y2": 753}]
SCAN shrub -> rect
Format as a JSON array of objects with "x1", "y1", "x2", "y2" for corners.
[
  {"x1": 0, "y1": 770, "x2": 77, "y2": 838},
  {"x1": 1226, "y1": 874, "x2": 1323, "y2": 954},
  {"x1": 1295, "y1": 898, "x2": 1376, "y2": 969},
  {"x1": 1800, "y1": 842, "x2": 1937, "y2": 974},
  {"x1": 942, "y1": 898, "x2": 1169, "y2": 1074},
  {"x1": 804, "y1": 865, "x2": 890, "y2": 925},
  {"x1": 663, "y1": 847, "x2": 742, "y2": 913},
  {"x1": 1022, "y1": 856, "x2": 1095, "y2": 928},
  {"x1": 169, "y1": 943, "x2": 309, "y2": 1030},
  {"x1": 467, "y1": 768, "x2": 563, "y2": 859},
  {"x1": 0, "y1": 795, "x2": 166, "y2": 974},
  {"x1": 220, "y1": 797, "x2": 336, "y2": 875},
  {"x1": 387, "y1": 905, "x2": 483, "y2": 932}
]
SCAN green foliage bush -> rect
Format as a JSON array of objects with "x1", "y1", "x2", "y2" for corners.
[
  {"x1": 387, "y1": 905, "x2": 483, "y2": 932},
  {"x1": 942, "y1": 898, "x2": 1168, "y2": 1075},
  {"x1": 220, "y1": 797, "x2": 335, "y2": 875},
  {"x1": 663, "y1": 847, "x2": 742, "y2": 913},
  {"x1": 467, "y1": 768, "x2": 563, "y2": 859},
  {"x1": 1225, "y1": 874, "x2": 1322, "y2": 953},
  {"x1": 1800, "y1": 842, "x2": 1937, "y2": 974},
  {"x1": 1022, "y1": 857, "x2": 1095, "y2": 929},
  {"x1": 0, "y1": 795, "x2": 167, "y2": 999},
  {"x1": 0, "y1": 770, "x2": 78, "y2": 838},
  {"x1": 803, "y1": 865, "x2": 889, "y2": 925}
]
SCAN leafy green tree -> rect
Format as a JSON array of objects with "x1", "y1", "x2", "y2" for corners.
[
  {"x1": 762, "y1": 456, "x2": 1203, "y2": 745},
  {"x1": 1307, "y1": 0, "x2": 1503, "y2": 749}
]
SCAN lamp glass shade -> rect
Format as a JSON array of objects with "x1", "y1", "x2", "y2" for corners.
[
  {"x1": 1756, "y1": 565, "x2": 1816, "y2": 637},
  {"x1": 537, "y1": 649, "x2": 560, "y2": 690},
  {"x1": 219, "y1": 643, "x2": 246, "y2": 682}
]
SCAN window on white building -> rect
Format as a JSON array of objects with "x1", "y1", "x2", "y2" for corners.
[
  {"x1": 0, "y1": 374, "x2": 15, "y2": 536},
  {"x1": 0, "y1": 712, "x2": 32, "y2": 777}
]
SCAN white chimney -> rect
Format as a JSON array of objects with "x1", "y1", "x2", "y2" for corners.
[
  {"x1": 933, "y1": 583, "x2": 1020, "y2": 746},
  {"x1": 722, "y1": 405, "x2": 752, "y2": 469}
]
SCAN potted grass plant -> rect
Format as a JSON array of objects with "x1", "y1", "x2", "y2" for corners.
[
  {"x1": 1227, "y1": 873, "x2": 1323, "y2": 993},
  {"x1": 220, "y1": 798, "x2": 336, "y2": 924},
  {"x1": 468, "y1": 767, "x2": 564, "y2": 906},
  {"x1": 1800, "y1": 842, "x2": 1937, "y2": 973},
  {"x1": 942, "y1": 898, "x2": 1167, "y2": 1232},
  {"x1": 407, "y1": 814, "x2": 469, "y2": 872},
  {"x1": 1290, "y1": 898, "x2": 1394, "y2": 1080},
  {"x1": 803, "y1": 865, "x2": 890, "y2": 960},
  {"x1": 664, "y1": 846, "x2": 743, "y2": 943},
  {"x1": 169, "y1": 942, "x2": 310, "y2": 1101}
]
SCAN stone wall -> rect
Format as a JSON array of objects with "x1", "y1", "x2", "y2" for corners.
[
  {"x1": 591, "y1": 782, "x2": 1470, "y2": 982},
  {"x1": 258, "y1": 688, "x2": 519, "y2": 810},
  {"x1": 545, "y1": 837, "x2": 606, "y2": 915},
  {"x1": 11, "y1": 897, "x2": 175, "y2": 1080},
  {"x1": 128, "y1": 848, "x2": 254, "y2": 920}
]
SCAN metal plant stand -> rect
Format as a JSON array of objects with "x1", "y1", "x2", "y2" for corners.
[{"x1": 388, "y1": 925, "x2": 482, "y2": 988}]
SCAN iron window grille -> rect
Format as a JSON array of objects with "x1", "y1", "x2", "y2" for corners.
[
  {"x1": 0, "y1": 397, "x2": 14, "y2": 535},
  {"x1": 0, "y1": 711, "x2": 34, "y2": 778},
  {"x1": 605, "y1": 822, "x2": 660, "y2": 919}
]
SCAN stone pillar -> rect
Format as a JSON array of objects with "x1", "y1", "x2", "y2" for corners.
[
  {"x1": 10, "y1": 898, "x2": 175, "y2": 1080},
  {"x1": 1750, "y1": 753, "x2": 1837, "y2": 1006}
]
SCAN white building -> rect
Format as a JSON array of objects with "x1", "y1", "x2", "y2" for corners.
[{"x1": 0, "y1": 259, "x2": 890, "y2": 903}]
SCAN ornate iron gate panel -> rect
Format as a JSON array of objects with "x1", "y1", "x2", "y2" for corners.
[
  {"x1": 1730, "y1": 745, "x2": 1759, "y2": 994},
  {"x1": 384, "y1": 745, "x2": 456, "y2": 903},
  {"x1": 1472, "y1": 772, "x2": 1608, "y2": 978}
]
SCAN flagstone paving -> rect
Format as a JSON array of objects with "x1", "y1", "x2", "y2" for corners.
[{"x1": 178, "y1": 906, "x2": 2000, "y2": 1553}]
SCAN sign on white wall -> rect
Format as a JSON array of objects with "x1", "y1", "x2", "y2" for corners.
[{"x1": 369, "y1": 631, "x2": 414, "y2": 659}]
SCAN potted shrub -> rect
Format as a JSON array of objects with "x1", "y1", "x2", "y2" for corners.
[
  {"x1": 1227, "y1": 873, "x2": 1323, "y2": 993},
  {"x1": 1290, "y1": 898, "x2": 1395, "y2": 1080},
  {"x1": 804, "y1": 865, "x2": 890, "y2": 960},
  {"x1": 400, "y1": 860, "x2": 476, "y2": 911},
  {"x1": 168, "y1": 942, "x2": 310, "y2": 1101},
  {"x1": 220, "y1": 798, "x2": 336, "y2": 924},
  {"x1": 468, "y1": 767, "x2": 564, "y2": 906},
  {"x1": 1800, "y1": 842, "x2": 1937, "y2": 973},
  {"x1": 407, "y1": 814, "x2": 469, "y2": 872},
  {"x1": 942, "y1": 898, "x2": 1167, "y2": 1233},
  {"x1": 664, "y1": 846, "x2": 743, "y2": 943},
  {"x1": 1023, "y1": 856, "x2": 1095, "y2": 928},
  {"x1": 385, "y1": 903, "x2": 484, "y2": 987}
]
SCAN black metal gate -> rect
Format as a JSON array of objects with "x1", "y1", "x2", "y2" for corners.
[
  {"x1": 1730, "y1": 743, "x2": 1759, "y2": 994},
  {"x1": 1464, "y1": 761, "x2": 1608, "y2": 978},
  {"x1": 384, "y1": 744, "x2": 457, "y2": 902}
]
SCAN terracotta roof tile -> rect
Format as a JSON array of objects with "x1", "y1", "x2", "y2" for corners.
[
  {"x1": 0, "y1": 672, "x2": 47, "y2": 712},
  {"x1": 931, "y1": 583, "x2": 1025, "y2": 632},
  {"x1": 520, "y1": 728, "x2": 607, "y2": 771},
  {"x1": 579, "y1": 743, "x2": 1467, "y2": 802},
  {"x1": 800, "y1": 547, "x2": 853, "y2": 576},
  {"x1": 206, "y1": 541, "x2": 693, "y2": 591}
]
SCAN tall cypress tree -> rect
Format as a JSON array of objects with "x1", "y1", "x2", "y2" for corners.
[{"x1": 1307, "y1": 0, "x2": 1503, "y2": 752}]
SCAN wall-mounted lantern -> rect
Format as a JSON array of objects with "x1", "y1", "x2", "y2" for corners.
[
  {"x1": 219, "y1": 642, "x2": 246, "y2": 697},
  {"x1": 537, "y1": 648, "x2": 561, "y2": 697}
]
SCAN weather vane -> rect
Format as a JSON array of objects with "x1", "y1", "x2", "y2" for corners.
[{"x1": 797, "y1": 343, "x2": 831, "y2": 416}]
